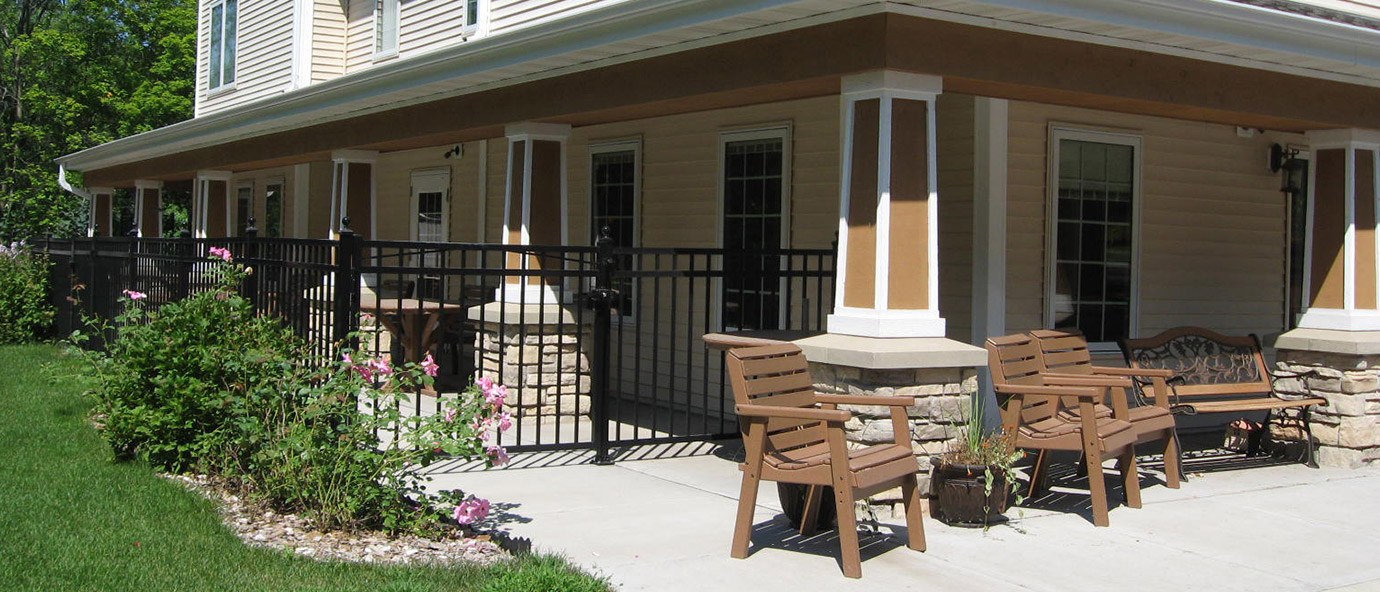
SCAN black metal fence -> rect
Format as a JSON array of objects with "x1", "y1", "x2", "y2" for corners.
[{"x1": 38, "y1": 230, "x2": 835, "y2": 462}]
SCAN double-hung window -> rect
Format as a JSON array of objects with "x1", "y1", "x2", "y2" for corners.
[
  {"x1": 590, "y1": 141, "x2": 640, "y2": 320},
  {"x1": 464, "y1": 0, "x2": 485, "y2": 35},
  {"x1": 721, "y1": 127, "x2": 790, "y2": 331},
  {"x1": 208, "y1": 0, "x2": 238, "y2": 90},
  {"x1": 375, "y1": 0, "x2": 399, "y2": 57},
  {"x1": 1047, "y1": 128, "x2": 1141, "y2": 345}
]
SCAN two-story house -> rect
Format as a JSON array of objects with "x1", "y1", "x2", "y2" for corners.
[{"x1": 57, "y1": 0, "x2": 1380, "y2": 468}]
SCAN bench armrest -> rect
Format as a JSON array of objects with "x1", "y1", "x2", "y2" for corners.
[
  {"x1": 815, "y1": 394, "x2": 918, "y2": 407},
  {"x1": 735, "y1": 404, "x2": 851, "y2": 424},
  {"x1": 1089, "y1": 366, "x2": 1174, "y2": 378}
]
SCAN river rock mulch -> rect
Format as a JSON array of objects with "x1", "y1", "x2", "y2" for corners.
[{"x1": 163, "y1": 473, "x2": 520, "y2": 566}]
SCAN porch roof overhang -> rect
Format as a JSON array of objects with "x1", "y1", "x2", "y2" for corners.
[{"x1": 61, "y1": 0, "x2": 1380, "y2": 187}]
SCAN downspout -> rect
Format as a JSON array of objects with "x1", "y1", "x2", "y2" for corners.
[{"x1": 57, "y1": 162, "x2": 96, "y2": 237}]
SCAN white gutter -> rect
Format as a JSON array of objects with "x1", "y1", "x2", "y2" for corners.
[
  {"x1": 57, "y1": 162, "x2": 91, "y2": 201},
  {"x1": 54, "y1": 0, "x2": 1380, "y2": 175}
]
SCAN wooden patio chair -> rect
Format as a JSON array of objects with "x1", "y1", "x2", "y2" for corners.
[
  {"x1": 1027, "y1": 329, "x2": 1181, "y2": 490},
  {"x1": 985, "y1": 334, "x2": 1142, "y2": 527},
  {"x1": 725, "y1": 343, "x2": 925, "y2": 578}
]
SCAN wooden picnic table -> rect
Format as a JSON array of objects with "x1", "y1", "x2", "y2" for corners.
[{"x1": 359, "y1": 297, "x2": 462, "y2": 375}]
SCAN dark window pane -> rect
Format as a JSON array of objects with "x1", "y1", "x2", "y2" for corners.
[
  {"x1": 1080, "y1": 264, "x2": 1104, "y2": 301},
  {"x1": 1106, "y1": 225, "x2": 1132, "y2": 263},
  {"x1": 1083, "y1": 195, "x2": 1105, "y2": 221},
  {"x1": 1079, "y1": 304, "x2": 1104, "y2": 341},
  {"x1": 1104, "y1": 305, "x2": 1129, "y2": 342},
  {"x1": 1106, "y1": 265, "x2": 1130, "y2": 302},
  {"x1": 1080, "y1": 224, "x2": 1105, "y2": 262},
  {"x1": 1057, "y1": 222, "x2": 1080, "y2": 261},
  {"x1": 1058, "y1": 197, "x2": 1079, "y2": 220}
]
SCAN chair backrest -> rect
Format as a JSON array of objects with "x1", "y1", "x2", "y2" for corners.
[
  {"x1": 985, "y1": 334, "x2": 1063, "y2": 424},
  {"x1": 1028, "y1": 328, "x2": 1094, "y2": 375},
  {"x1": 725, "y1": 343, "x2": 826, "y2": 454},
  {"x1": 1119, "y1": 326, "x2": 1272, "y2": 397}
]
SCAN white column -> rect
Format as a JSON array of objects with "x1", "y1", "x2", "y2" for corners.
[
  {"x1": 498, "y1": 122, "x2": 570, "y2": 303},
  {"x1": 972, "y1": 97, "x2": 1009, "y2": 343},
  {"x1": 1296, "y1": 128, "x2": 1380, "y2": 331},
  {"x1": 330, "y1": 150, "x2": 378, "y2": 238},
  {"x1": 193, "y1": 170, "x2": 232, "y2": 238}
]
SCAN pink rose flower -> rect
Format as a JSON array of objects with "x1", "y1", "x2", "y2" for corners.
[
  {"x1": 121, "y1": 290, "x2": 146, "y2": 301},
  {"x1": 476, "y1": 376, "x2": 494, "y2": 392},
  {"x1": 442, "y1": 406, "x2": 458, "y2": 423},
  {"x1": 208, "y1": 246, "x2": 233, "y2": 262},
  {"x1": 487, "y1": 445, "x2": 510, "y2": 467},
  {"x1": 421, "y1": 353, "x2": 439, "y2": 378},
  {"x1": 453, "y1": 497, "x2": 490, "y2": 525},
  {"x1": 497, "y1": 412, "x2": 513, "y2": 432},
  {"x1": 368, "y1": 357, "x2": 393, "y2": 377}
]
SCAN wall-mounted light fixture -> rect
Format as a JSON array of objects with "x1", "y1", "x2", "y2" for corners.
[
  {"x1": 1270, "y1": 143, "x2": 1301, "y2": 173},
  {"x1": 442, "y1": 145, "x2": 463, "y2": 159}
]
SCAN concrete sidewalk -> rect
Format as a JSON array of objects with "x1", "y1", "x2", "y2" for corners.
[{"x1": 426, "y1": 446, "x2": 1380, "y2": 591}]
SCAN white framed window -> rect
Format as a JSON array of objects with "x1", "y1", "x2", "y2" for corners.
[
  {"x1": 235, "y1": 182, "x2": 254, "y2": 236},
  {"x1": 264, "y1": 178, "x2": 285, "y2": 238},
  {"x1": 411, "y1": 168, "x2": 450, "y2": 298},
  {"x1": 719, "y1": 125, "x2": 791, "y2": 331},
  {"x1": 375, "y1": 0, "x2": 399, "y2": 58},
  {"x1": 589, "y1": 139, "x2": 641, "y2": 321},
  {"x1": 1045, "y1": 126, "x2": 1142, "y2": 347},
  {"x1": 463, "y1": 0, "x2": 485, "y2": 35},
  {"x1": 208, "y1": 0, "x2": 238, "y2": 91}
]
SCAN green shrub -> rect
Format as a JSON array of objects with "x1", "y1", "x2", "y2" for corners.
[
  {"x1": 77, "y1": 251, "x2": 514, "y2": 535},
  {"x1": 0, "y1": 241, "x2": 54, "y2": 343}
]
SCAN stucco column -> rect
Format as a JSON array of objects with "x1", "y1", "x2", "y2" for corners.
[
  {"x1": 498, "y1": 122, "x2": 570, "y2": 304},
  {"x1": 88, "y1": 187, "x2": 114, "y2": 237},
  {"x1": 193, "y1": 171, "x2": 232, "y2": 238},
  {"x1": 1277, "y1": 128, "x2": 1380, "y2": 468},
  {"x1": 796, "y1": 71, "x2": 986, "y2": 511},
  {"x1": 133, "y1": 180, "x2": 162, "y2": 238},
  {"x1": 330, "y1": 150, "x2": 377, "y2": 239}
]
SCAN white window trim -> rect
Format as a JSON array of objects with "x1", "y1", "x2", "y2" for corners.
[
  {"x1": 409, "y1": 167, "x2": 451, "y2": 243},
  {"x1": 374, "y1": 0, "x2": 400, "y2": 61},
  {"x1": 1043, "y1": 125, "x2": 1143, "y2": 351},
  {"x1": 207, "y1": 0, "x2": 237, "y2": 93},
  {"x1": 716, "y1": 124, "x2": 793, "y2": 332},
  {"x1": 588, "y1": 137, "x2": 642, "y2": 323},
  {"x1": 462, "y1": 0, "x2": 489, "y2": 38}
]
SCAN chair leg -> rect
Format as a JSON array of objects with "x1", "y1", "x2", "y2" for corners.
[
  {"x1": 798, "y1": 485, "x2": 823, "y2": 537},
  {"x1": 731, "y1": 471, "x2": 761, "y2": 559},
  {"x1": 1162, "y1": 430, "x2": 1181, "y2": 489},
  {"x1": 900, "y1": 476, "x2": 926, "y2": 552},
  {"x1": 1121, "y1": 448, "x2": 1142, "y2": 509},
  {"x1": 1027, "y1": 449, "x2": 1051, "y2": 498},
  {"x1": 1085, "y1": 449, "x2": 1111, "y2": 527},
  {"x1": 1303, "y1": 406, "x2": 1319, "y2": 468},
  {"x1": 832, "y1": 483, "x2": 862, "y2": 578}
]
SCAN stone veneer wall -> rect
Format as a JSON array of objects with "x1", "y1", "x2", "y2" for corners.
[
  {"x1": 809, "y1": 362, "x2": 980, "y2": 517},
  {"x1": 1275, "y1": 349, "x2": 1380, "y2": 468},
  {"x1": 477, "y1": 321, "x2": 592, "y2": 419}
]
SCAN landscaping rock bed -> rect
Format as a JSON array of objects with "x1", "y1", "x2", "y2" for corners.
[{"x1": 165, "y1": 474, "x2": 516, "y2": 566}]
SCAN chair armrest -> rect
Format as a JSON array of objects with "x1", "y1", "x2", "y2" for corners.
[
  {"x1": 994, "y1": 383, "x2": 1104, "y2": 400},
  {"x1": 735, "y1": 404, "x2": 851, "y2": 424},
  {"x1": 1089, "y1": 366, "x2": 1174, "y2": 378},
  {"x1": 1041, "y1": 373, "x2": 1133, "y2": 388},
  {"x1": 815, "y1": 394, "x2": 918, "y2": 407}
]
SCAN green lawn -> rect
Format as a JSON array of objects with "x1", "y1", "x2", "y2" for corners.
[{"x1": 0, "y1": 345, "x2": 610, "y2": 592}]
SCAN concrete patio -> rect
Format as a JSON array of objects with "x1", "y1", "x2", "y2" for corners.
[{"x1": 426, "y1": 442, "x2": 1380, "y2": 591}]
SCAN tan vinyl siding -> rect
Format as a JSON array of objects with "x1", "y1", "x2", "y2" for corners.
[
  {"x1": 344, "y1": 0, "x2": 376, "y2": 72},
  {"x1": 398, "y1": 0, "x2": 467, "y2": 59},
  {"x1": 488, "y1": 0, "x2": 628, "y2": 35},
  {"x1": 372, "y1": 143, "x2": 484, "y2": 243},
  {"x1": 312, "y1": 0, "x2": 347, "y2": 83},
  {"x1": 308, "y1": 161, "x2": 334, "y2": 238},
  {"x1": 936, "y1": 93, "x2": 975, "y2": 343},
  {"x1": 196, "y1": 0, "x2": 296, "y2": 116},
  {"x1": 1004, "y1": 100, "x2": 1299, "y2": 338}
]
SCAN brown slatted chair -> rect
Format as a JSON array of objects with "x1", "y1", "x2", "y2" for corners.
[
  {"x1": 1028, "y1": 329, "x2": 1181, "y2": 490},
  {"x1": 985, "y1": 334, "x2": 1142, "y2": 527},
  {"x1": 726, "y1": 343, "x2": 925, "y2": 579}
]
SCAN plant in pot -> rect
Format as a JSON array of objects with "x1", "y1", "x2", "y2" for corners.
[{"x1": 929, "y1": 394, "x2": 1024, "y2": 528}]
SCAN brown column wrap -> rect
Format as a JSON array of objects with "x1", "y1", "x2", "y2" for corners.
[
  {"x1": 887, "y1": 98, "x2": 930, "y2": 310},
  {"x1": 844, "y1": 98, "x2": 880, "y2": 309},
  {"x1": 1311, "y1": 149, "x2": 1346, "y2": 309}
]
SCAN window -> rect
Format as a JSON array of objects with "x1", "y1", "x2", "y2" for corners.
[
  {"x1": 721, "y1": 128, "x2": 789, "y2": 331},
  {"x1": 1047, "y1": 128, "x2": 1141, "y2": 344},
  {"x1": 208, "y1": 0, "x2": 237, "y2": 90},
  {"x1": 464, "y1": 0, "x2": 485, "y2": 34},
  {"x1": 411, "y1": 169, "x2": 449, "y2": 299},
  {"x1": 375, "y1": 0, "x2": 399, "y2": 56},
  {"x1": 590, "y1": 141, "x2": 639, "y2": 319},
  {"x1": 264, "y1": 181, "x2": 284, "y2": 238},
  {"x1": 235, "y1": 183, "x2": 254, "y2": 236}
]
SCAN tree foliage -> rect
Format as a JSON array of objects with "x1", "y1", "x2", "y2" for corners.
[{"x1": 0, "y1": 0, "x2": 194, "y2": 241}]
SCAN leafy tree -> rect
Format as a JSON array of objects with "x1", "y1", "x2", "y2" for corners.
[{"x1": 0, "y1": 0, "x2": 194, "y2": 241}]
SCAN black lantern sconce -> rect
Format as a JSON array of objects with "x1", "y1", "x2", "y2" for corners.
[{"x1": 1270, "y1": 143, "x2": 1307, "y2": 195}]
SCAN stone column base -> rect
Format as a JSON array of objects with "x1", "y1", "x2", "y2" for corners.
[
  {"x1": 1275, "y1": 328, "x2": 1380, "y2": 468},
  {"x1": 796, "y1": 333, "x2": 986, "y2": 518},
  {"x1": 469, "y1": 303, "x2": 592, "y2": 420}
]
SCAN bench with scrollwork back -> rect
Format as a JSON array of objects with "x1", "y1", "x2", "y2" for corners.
[{"x1": 1118, "y1": 326, "x2": 1328, "y2": 466}]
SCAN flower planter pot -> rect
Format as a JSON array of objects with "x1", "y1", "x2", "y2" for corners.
[
  {"x1": 929, "y1": 457, "x2": 1012, "y2": 527},
  {"x1": 776, "y1": 482, "x2": 836, "y2": 531}
]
